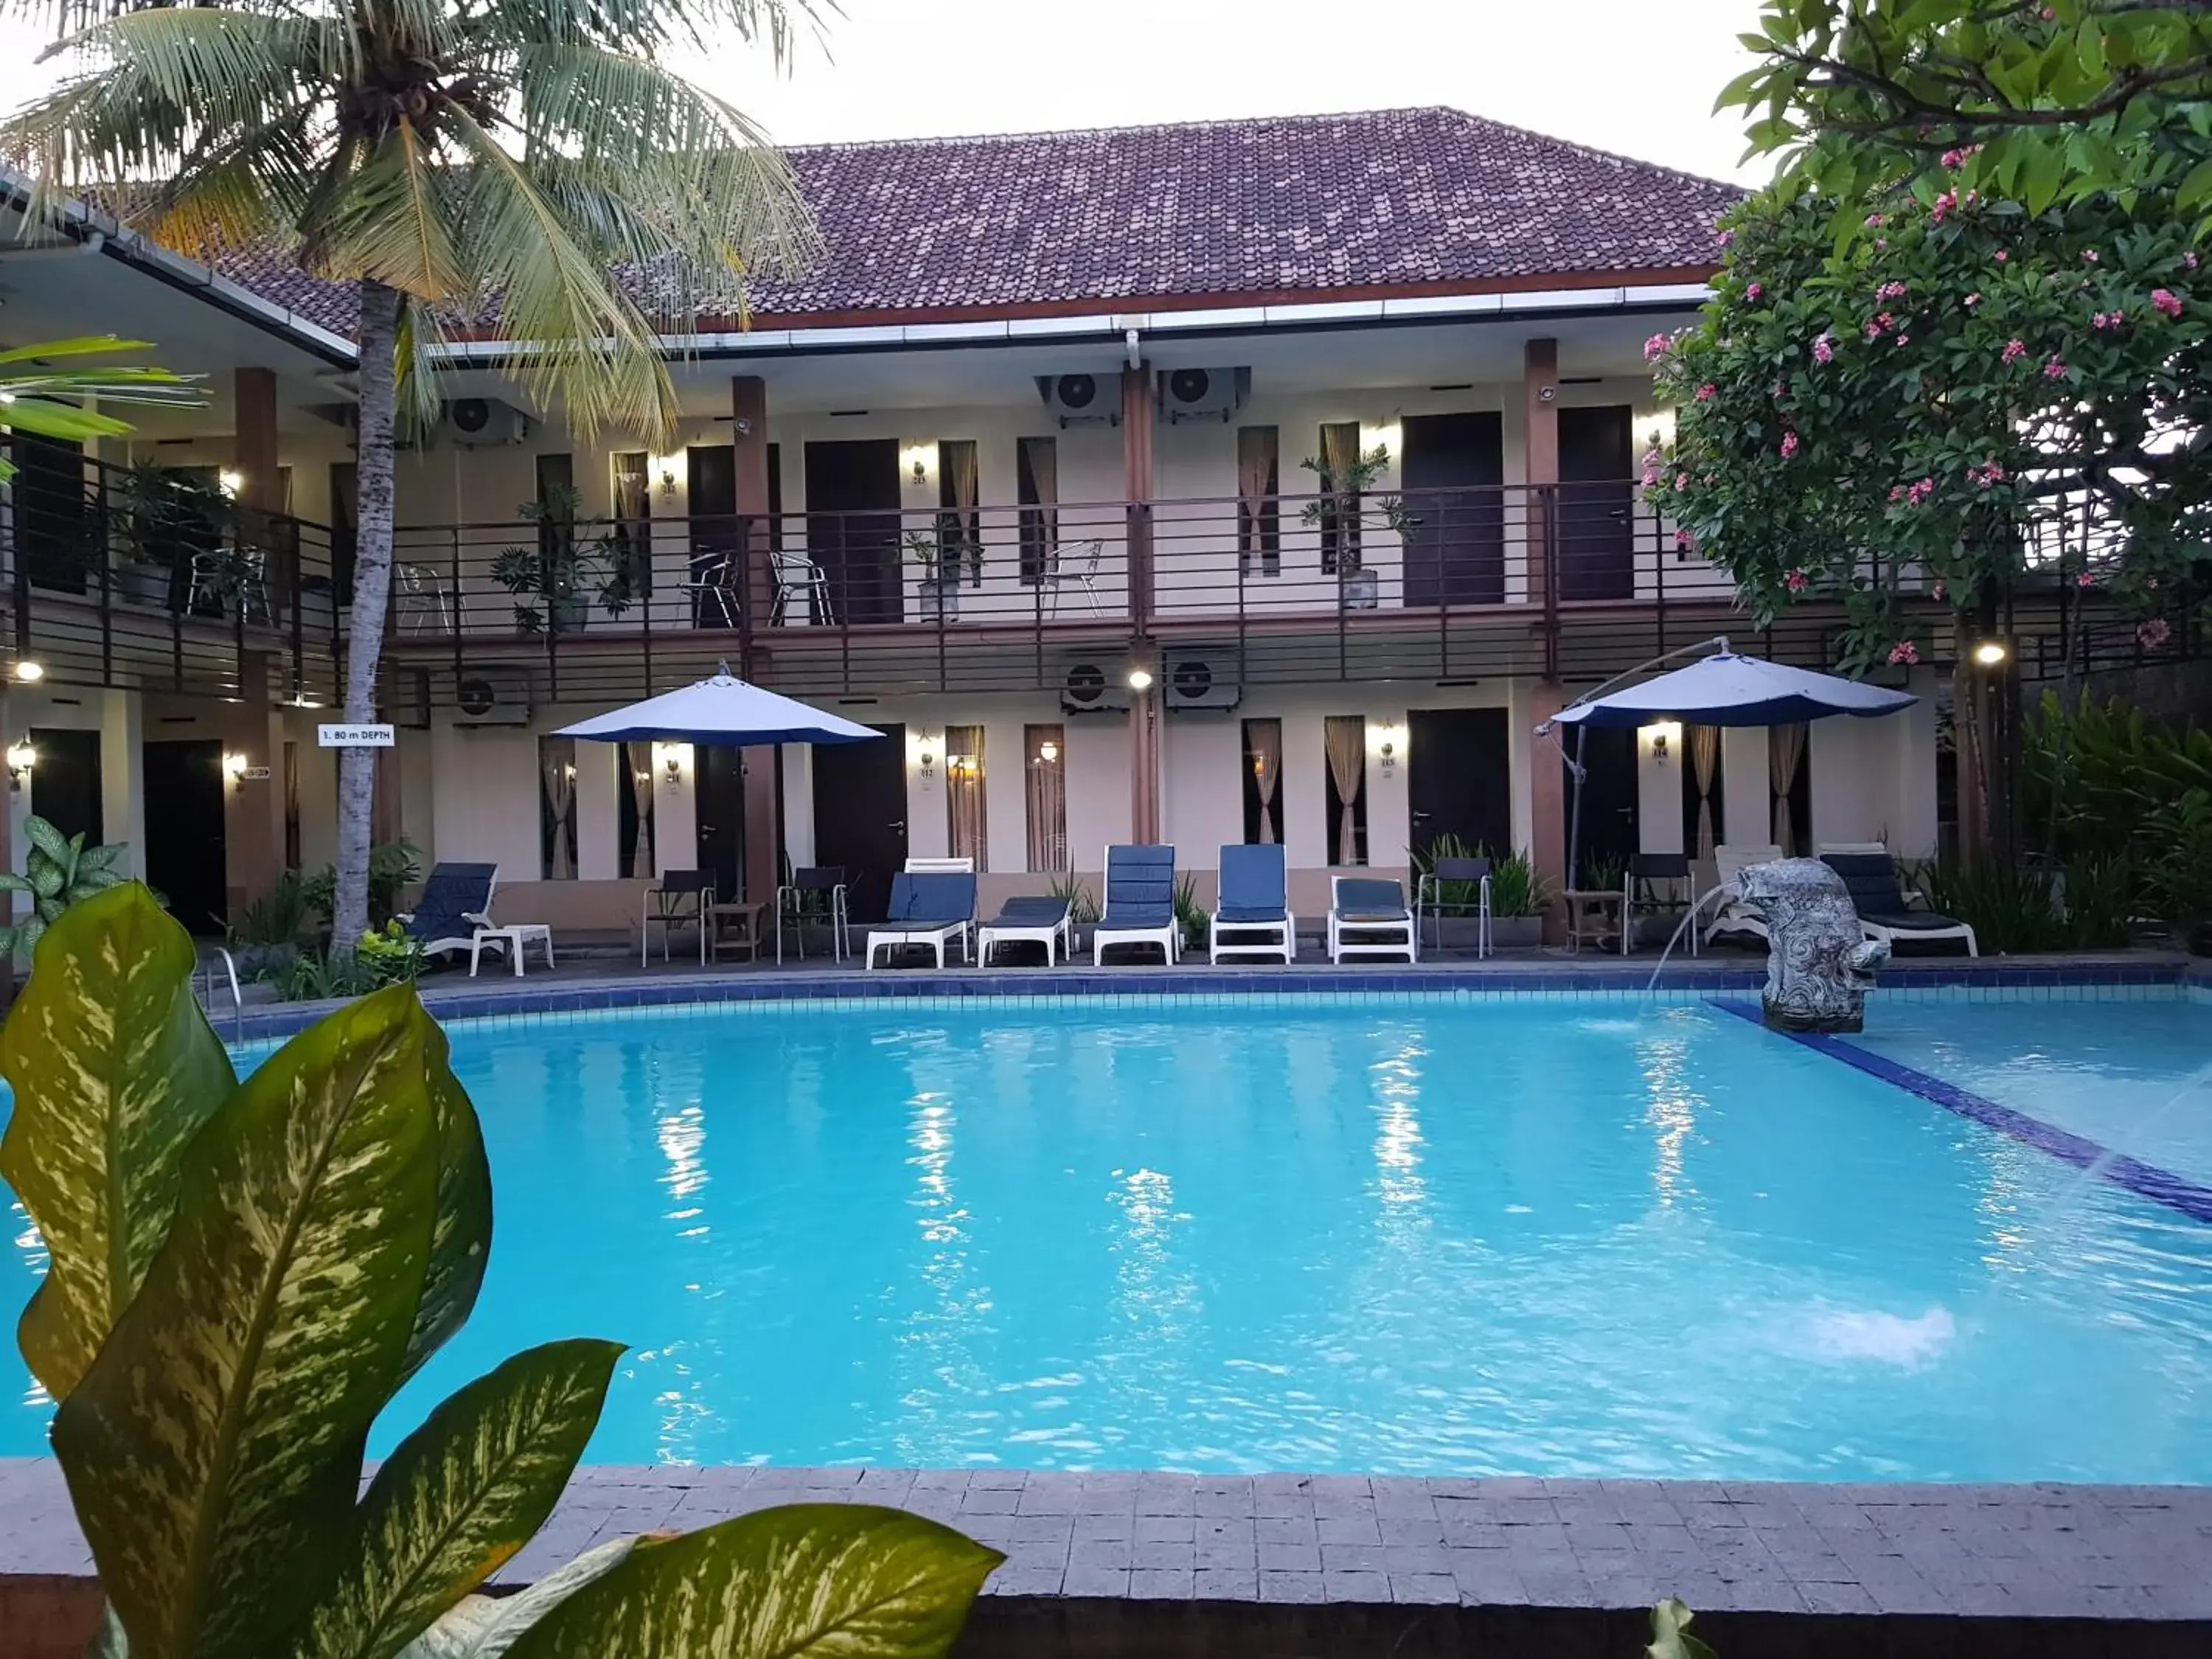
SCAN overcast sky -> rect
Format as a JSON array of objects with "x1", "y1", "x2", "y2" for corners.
[{"x1": 0, "y1": 0, "x2": 1774, "y2": 186}]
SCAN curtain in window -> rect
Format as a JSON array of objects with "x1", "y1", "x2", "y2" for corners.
[
  {"x1": 625, "y1": 740, "x2": 655, "y2": 875},
  {"x1": 611, "y1": 451, "x2": 652, "y2": 597},
  {"x1": 1318, "y1": 421, "x2": 1363, "y2": 575},
  {"x1": 939, "y1": 439, "x2": 981, "y2": 586},
  {"x1": 1324, "y1": 715, "x2": 1366, "y2": 865},
  {"x1": 1018, "y1": 437, "x2": 1058, "y2": 582},
  {"x1": 1770, "y1": 722, "x2": 1808, "y2": 855},
  {"x1": 540, "y1": 737, "x2": 577, "y2": 880},
  {"x1": 1025, "y1": 724, "x2": 1067, "y2": 872},
  {"x1": 946, "y1": 725, "x2": 987, "y2": 867},
  {"x1": 1689, "y1": 724, "x2": 1719, "y2": 861},
  {"x1": 1237, "y1": 426, "x2": 1280, "y2": 577},
  {"x1": 1248, "y1": 718, "x2": 1282, "y2": 844}
]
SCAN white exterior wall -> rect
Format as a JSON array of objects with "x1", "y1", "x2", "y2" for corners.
[{"x1": 2, "y1": 686, "x2": 145, "y2": 902}]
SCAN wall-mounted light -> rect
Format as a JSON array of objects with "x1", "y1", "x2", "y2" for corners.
[
  {"x1": 664, "y1": 754, "x2": 681, "y2": 781},
  {"x1": 902, "y1": 442, "x2": 936, "y2": 486},
  {"x1": 658, "y1": 461, "x2": 678, "y2": 498},
  {"x1": 1644, "y1": 720, "x2": 1681, "y2": 767},
  {"x1": 218, "y1": 469, "x2": 244, "y2": 498},
  {"x1": 6, "y1": 740, "x2": 33, "y2": 792},
  {"x1": 1037, "y1": 740, "x2": 1060, "y2": 765},
  {"x1": 1378, "y1": 739, "x2": 1397, "y2": 778},
  {"x1": 223, "y1": 750, "x2": 249, "y2": 789},
  {"x1": 1972, "y1": 640, "x2": 2009, "y2": 667},
  {"x1": 13, "y1": 660, "x2": 44, "y2": 684},
  {"x1": 918, "y1": 748, "x2": 936, "y2": 779},
  {"x1": 1127, "y1": 667, "x2": 1155, "y2": 692},
  {"x1": 655, "y1": 742, "x2": 690, "y2": 790},
  {"x1": 911, "y1": 457, "x2": 927, "y2": 483}
]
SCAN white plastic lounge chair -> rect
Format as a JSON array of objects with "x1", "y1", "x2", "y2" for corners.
[
  {"x1": 905, "y1": 856, "x2": 975, "y2": 874},
  {"x1": 1707, "y1": 843, "x2": 1783, "y2": 946},
  {"x1": 978, "y1": 894, "x2": 1074, "y2": 965},
  {"x1": 1415, "y1": 854, "x2": 1491, "y2": 957},
  {"x1": 1823, "y1": 852, "x2": 1980, "y2": 956},
  {"x1": 397, "y1": 863, "x2": 499, "y2": 961},
  {"x1": 864, "y1": 871, "x2": 978, "y2": 969},
  {"x1": 1210, "y1": 844, "x2": 1294, "y2": 964},
  {"x1": 1093, "y1": 844, "x2": 1179, "y2": 964},
  {"x1": 1329, "y1": 877, "x2": 1417, "y2": 964}
]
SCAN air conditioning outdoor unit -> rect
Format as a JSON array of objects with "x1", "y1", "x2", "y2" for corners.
[
  {"x1": 1059, "y1": 661, "x2": 1131, "y2": 716},
  {"x1": 1036, "y1": 372, "x2": 1123, "y2": 428},
  {"x1": 1156, "y1": 366, "x2": 1250, "y2": 424},
  {"x1": 442, "y1": 397, "x2": 532, "y2": 448},
  {"x1": 453, "y1": 669, "x2": 533, "y2": 726},
  {"x1": 1162, "y1": 658, "x2": 1241, "y2": 712}
]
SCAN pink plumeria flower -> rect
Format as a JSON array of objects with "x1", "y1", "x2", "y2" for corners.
[
  {"x1": 2083, "y1": 250, "x2": 2100, "y2": 263},
  {"x1": 2093, "y1": 312, "x2": 2111, "y2": 330},
  {"x1": 2138, "y1": 618, "x2": 2171, "y2": 648},
  {"x1": 1964, "y1": 292, "x2": 1983, "y2": 308},
  {"x1": 1780, "y1": 431, "x2": 1800, "y2": 458},
  {"x1": 1877, "y1": 280, "x2": 1908, "y2": 301},
  {"x1": 1865, "y1": 213, "x2": 1887, "y2": 228},
  {"x1": 1643, "y1": 332, "x2": 1672, "y2": 362},
  {"x1": 1995, "y1": 249, "x2": 2008, "y2": 262},
  {"x1": 1888, "y1": 641, "x2": 1920, "y2": 666},
  {"x1": 1784, "y1": 568, "x2": 1807, "y2": 592},
  {"x1": 2045, "y1": 356, "x2": 2069, "y2": 379},
  {"x1": 1675, "y1": 529, "x2": 1697, "y2": 552},
  {"x1": 1941, "y1": 148, "x2": 1967, "y2": 169},
  {"x1": 1813, "y1": 331, "x2": 1835, "y2": 364},
  {"x1": 1746, "y1": 282, "x2": 1763, "y2": 300},
  {"x1": 2076, "y1": 570, "x2": 2095, "y2": 589},
  {"x1": 1888, "y1": 484, "x2": 1906, "y2": 503},
  {"x1": 2000, "y1": 338, "x2": 2028, "y2": 364},
  {"x1": 1696, "y1": 383, "x2": 1717, "y2": 401},
  {"x1": 2186, "y1": 251, "x2": 2199, "y2": 270},
  {"x1": 2153, "y1": 288, "x2": 2184, "y2": 317}
]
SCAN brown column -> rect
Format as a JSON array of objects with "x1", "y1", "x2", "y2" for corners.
[
  {"x1": 1121, "y1": 364, "x2": 1159, "y2": 841},
  {"x1": 372, "y1": 742, "x2": 402, "y2": 848},
  {"x1": 221, "y1": 655, "x2": 285, "y2": 913},
  {"x1": 1525, "y1": 339, "x2": 1565, "y2": 939},
  {"x1": 732, "y1": 375, "x2": 779, "y2": 902},
  {"x1": 1523, "y1": 338, "x2": 1559, "y2": 614},
  {"x1": 233, "y1": 368, "x2": 279, "y2": 512},
  {"x1": 1528, "y1": 681, "x2": 1568, "y2": 945}
]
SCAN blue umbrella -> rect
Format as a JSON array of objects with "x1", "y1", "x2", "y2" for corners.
[
  {"x1": 555, "y1": 664, "x2": 883, "y2": 746},
  {"x1": 1547, "y1": 651, "x2": 1916, "y2": 730}
]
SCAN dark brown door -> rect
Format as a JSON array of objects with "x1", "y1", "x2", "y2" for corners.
[
  {"x1": 1407, "y1": 709, "x2": 1511, "y2": 860},
  {"x1": 686, "y1": 444, "x2": 739, "y2": 630},
  {"x1": 804, "y1": 440, "x2": 902, "y2": 625},
  {"x1": 143, "y1": 740, "x2": 228, "y2": 934},
  {"x1": 695, "y1": 745, "x2": 746, "y2": 901},
  {"x1": 29, "y1": 728, "x2": 102, "y2": 846},
  {"x1": 1399, "y1": 413, "x2": 1504, "y2": 605},
  {"x1": 811, "y1": 724, "x2": 906, "y2": 922},
  {"x1": 1565, "y1": 726, "x2": 1638, "y2": 883},
  {"x1": 1558, "y1": 406, "x2": 1635, "y2": 601}
]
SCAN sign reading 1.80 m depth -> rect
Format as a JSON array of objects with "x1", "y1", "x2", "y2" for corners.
[{"x1": 316, "y1": 723, "x2": 396, "y2": 748}]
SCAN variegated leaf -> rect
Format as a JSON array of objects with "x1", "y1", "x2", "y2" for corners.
[
  {"x1": 0, "y1": 882, "x2": 234, "y2": 1399},
  {"x1": 502, "y1": 1506, "x2": 1003, "y2": 1659},
  {"x1": 52, "y1": 984, "x2": 447, "y2": 1659},
  {"x1": 391, "y1": 1536, "x2": 641, "y2": 1659},
  {"x1": 289, "y1": 1339, "x2": 622, "y2": 1659},
  {"x1": 403, "y1": 1023, "x2": 493, "y2": 1383}
]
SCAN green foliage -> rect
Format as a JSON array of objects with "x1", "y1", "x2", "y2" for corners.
[
  {"x1": 270, "y1": 924, "x2": 426, "y2": 1002},
  {"x1": 1, "y1": 886, "x2": 1000, "y2": 1659},
  {"x1": 1046, "y1": 871, "x2": 1099, "y2": 925},
  {"x1": 303, "y1": 841, "x2": 425, "y2": 931},
  {"x1": 2140, "y1": 790, "x2": 2212, "y2": 941},
  {"x1": 1172, "y1": 872, "x2": 1208, "y2": 950},
  {"x1": 492, "y1": 490, "x2": 634, "y2": 633},
  {"x1": 1911, "y1": 855, "x2": 2132, "y2": 952},
  {"x1": 231, "y1": 870, "x2": 314, "y2": 948},
  {"x1": 1408, "y1": 835, "x2": 1554, "y2": 919},
  {"x1": 1647, "y1": 1596, "x2": 1716, "y2": 1659},
  {"x1": 1650, "y1": 182, "x2": 2212, "y2": 670},
  {"x1": 1295, "y1": 442, "x2": 1421, "y2": 553},
  {"x1": 0, "y1": 338, "x2": 196, "y2": 484},
  {"x1": 0, "y1": 812, "x2": 133, "y2": 965},
  {"x1": 1582, "y1": 853, "x2": 1627, "y2": 896},
  {"x1": 2025, "y1": 692, "x2": 2212, "y2": 860}
]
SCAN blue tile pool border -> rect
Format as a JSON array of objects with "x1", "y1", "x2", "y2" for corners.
[{"x1": 1710, "y1": 998, "x2": 2212, "y2": 1226}]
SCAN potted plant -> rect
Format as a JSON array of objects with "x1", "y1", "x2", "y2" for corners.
[
  {"x1": 1486, "y1": 846, "x2": 1554, "y2": 948},
  {"x1": 490, "y1": 485, "x2": 632, "y2": 633},
  {"x1": 900, "y1": 528, "x2": 979, "y2": 622},
  {"x1": 111, "y1": 460, "x2": 229, "y2": 607},
  {"x1": 1298, "y1": 442, "x2": 1418, "y2": 611}
]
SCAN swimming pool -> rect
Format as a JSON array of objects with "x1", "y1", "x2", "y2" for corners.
[{"x1": 7, "y1": 990, "x2": 2212, "y2": 1482}]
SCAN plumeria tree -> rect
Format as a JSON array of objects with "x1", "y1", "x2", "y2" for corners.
[{"x1": 1648, "y1": 168, "x2": 2212, "y2": 855}]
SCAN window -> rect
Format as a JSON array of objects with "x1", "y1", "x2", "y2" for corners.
[
  {"x1": 611, "y1": 451, "x2": 652, "y2": 599},
  {"x1": 330, "y1": 460, "x2": 358, "y2": 604},
  {"x1": 767, "y1": 441, "x2": 785, "y2": 552},
  {"x1": 1770, "y1": 723, "x2": 1811, "y2": 857},
  {"x1": 1017, "y1": 436, "x2": 1057, "y2": 583},
  {"x1": 1323, "y1": 714, "x2": 1368, "y2": 866},
  {"x1": 1237, "y1": 427, "x2": 1281, "y2": 577},
  {"x1": 938, "y1": 439, "x2": 982, "y2": 587},
  {"x1": 1241, "y1": 718, "x2": 1283, "y2": 844},
  {"x1": 618, "y1": 740, "x2": 656, "y2": 879},
  {"x1": 534, "y1": 453, "x2": 576, "y2": 605},
  {"x1": 1025, "y1": 725, "x2": 1068, "y2": 872},
  {"x1": 1316, "y1": 421, "x2": 1363, "y2": 576},
  {"x1": 946, "y1": 725, "x2": 987, "y2": 867},
  {"x1": 538, "y1": 736, "x2": 577, "y2": 880},
  {"x1": 1680, "y1": 725, "x2": 1723, "y2": 862}
]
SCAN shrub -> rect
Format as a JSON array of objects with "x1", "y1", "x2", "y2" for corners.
[
  {"x1": 0, "y1": 813, "x2": 128, "y2": 965},
  {"x1": 301, "y1": 838, "x2": 425, "y2": 930},
  {"x1": 1409, "y1": 835, "x2": 1554, "y2": 919}
]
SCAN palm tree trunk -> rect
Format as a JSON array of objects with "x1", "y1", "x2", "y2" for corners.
[{"x1": 333, "y1": 279, "x2": 403, "y2": 953}]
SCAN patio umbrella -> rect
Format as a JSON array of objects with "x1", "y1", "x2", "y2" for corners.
[
  {"x1": 1545, "y1": 650, "x2": 1916, "y2": 729},
  {"x1": 555, "y1": 664, "x2": 884, "y2": 746}
]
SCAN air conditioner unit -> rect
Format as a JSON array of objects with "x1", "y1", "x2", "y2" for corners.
[
  {"x1": 442, "y1": 397, "x2": 531, "y2": 448},
  {"x1": 1162, "y1": 658, "x2": 1241, "y2": 712},
  {"x1": 1036, "y1": 372, "x2": 1123, "y2": 428},
  {"x1": 1059, "y1": 661, "x2": 1130, "y2": 717},
  {"x1": 1157, "y1": 366, "x2": 1250, "y2": 424},
  {"x1": 452, "y1": 669, "x2": 533, "y2": 726}
]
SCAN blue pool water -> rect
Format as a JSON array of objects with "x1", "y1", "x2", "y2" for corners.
[{"x1": 7, "y1": 993, "x2": 2212, "y2": 1481}]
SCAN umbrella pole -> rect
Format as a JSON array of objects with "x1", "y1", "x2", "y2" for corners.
[{"x1": 1565, "y1": 725, "x2": 1586, "y2": 892}]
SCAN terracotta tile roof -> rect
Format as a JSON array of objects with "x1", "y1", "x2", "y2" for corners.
[{"x1": 213, "y1": 106, "x2": 1740, "y2": 338}]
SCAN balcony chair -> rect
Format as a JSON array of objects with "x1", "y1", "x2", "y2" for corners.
[
  {"x1": 1043, "y1": 538, "x2": 1106, "y2": 618},
  {"x1": 396, "y1": 560, "x2": 463, "y2": 636},
  {"x1": 681, "y1": 552, "x2": 740, "y2": 629},
  {"x1": 1415, "y1": 854, "x2": 1491, "y2": 957},
  {"x1": 770, "y1": 546, "x2": 834, "y2": 626}
]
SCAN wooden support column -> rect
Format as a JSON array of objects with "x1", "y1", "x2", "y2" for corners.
[
  {"x1": 234, "y1": 366, "x2": 288, "y2": 615},
  {"x1": 732, "y1": 375, "x2": 779, "y2": 902},
  {"x1": 1524, "y1": 341, "x2": 1566, "y2": 941},
  {"x1": 1121, "y1": 363, "x2": 1160, "y2": 841}
]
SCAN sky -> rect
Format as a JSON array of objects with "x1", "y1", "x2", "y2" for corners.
[{"x1": 0, "y1": 0, "x2": 1776, "y2": 187}]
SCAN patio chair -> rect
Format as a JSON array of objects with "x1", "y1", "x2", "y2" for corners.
[
  {"x1": 1093, "y1": 844, "x2": 1178, "y2": 964},
  {"x1": 1329, "y1": 877, "x2": 1417, "y2": 964},
  {"x1": 1415, "y1": 854, "x2": 1491, "y2": 957},
  {"x1": 642, "y1": 868, "x2": 715, "y2": 965},
  {"x1": 865, "y1": 870, "x2": 978, "y2": 969},
  {"x1": 1210, "y1": 844, "x2": 1294, "y2": 964},
  {"x1": 1623, "y1": 852, "x2": 1695, "y2": 958},
  {"x1": 396, "y1": 560, "x2": 463, "y2": 636},
  {"x1": 1822, "y1": 852, "x2": 1980, "y2": 956},
  {"x1": 397, "y1": 863, "x2": 499, "y2": 961},
  {"x1": 771, "y1": 545, "x2": 833, "y2": 626},
  {"x1": 1043, "y1": 538, "x2": 1106, "y2": 619},
  {"x1": 978, "y1": 894, "x2": 1074, "y2": 965},
  {"x1": 1706, "y1": 842, "x2": 1784, "y2": 947},
  {"x1": 774, "y1": 865, "x2": 849, "y2": 964}
]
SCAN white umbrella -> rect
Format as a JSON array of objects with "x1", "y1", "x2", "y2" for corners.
[
  {"x1": 1546, "y1": 650, "x2": 1915, "y2": 730},
  {"x1": 556, "y1": 664, "x2": 883, "y2": 746}
]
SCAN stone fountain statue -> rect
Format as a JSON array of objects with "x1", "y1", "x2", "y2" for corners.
[{"x1": 1731, "y1": 858, "x2": 1890, "y2": 1033}]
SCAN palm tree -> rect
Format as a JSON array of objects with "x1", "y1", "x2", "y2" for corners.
[
  {"x1": 1, "y1": 0, "x2": 817, "y2": 950},
  {"x1": 0, "y1": 336, "x2": 196, "y2": 482}
]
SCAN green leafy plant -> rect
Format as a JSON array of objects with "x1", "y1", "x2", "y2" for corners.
[
  {"x1": 1046, "y1": 871, "x2": 1099, "y2": 925},
  {"x1": 491, "y1": 488, "x2": 635, "y2": 634},
  {"x1": 2140, "y1": 790, "x2": 2212, "y2": 952},
  {"x1": 1296, "y1": 443, "x2": 1420, "y2": 568},
  {"x1": 228, "y1": 869, "x2": 313, "y2": 948},
  {"x1": 1582, "y1": 853, "x2": 1627, "y2": 897},
  {"x1": 268, "y1": 923, "x2": 427, "y2": 1001},
  {"x1": 0, "y1": 813, "x2": 130, "y2": 964},
  {"x1": 899, "y1": 528, "x2": 984, "y2": 586},
  {"x1": 0, "y1": 338, "x2": 196, "y2": 489},
  {"x1": 303, "y1": 840, "x2": 424, "y2": 931},
  {"x1": 0, "y1": 884, "x2": 1001, "y2": 1659},
  {"x1": 1172, "y1": 872, "x2": 1208, "y2": 951},
  {"x1": 1486, "y1": 846, "x2": 1553, "y2": 919}
]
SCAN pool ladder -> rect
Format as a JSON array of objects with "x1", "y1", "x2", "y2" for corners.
[{"x1": 201, "y1": 947, "x2": 245, "y2": 1043}]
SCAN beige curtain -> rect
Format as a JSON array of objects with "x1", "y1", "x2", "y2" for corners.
[
  {"x1": 947, "y1": 725, "x2": 987, "y2": 867},
  {"x1": 1689, "y1": 724, "x2": 1719, "y2": 861},
  {"x1": 1019, "y1": 436, "x2": 1059, "y2": 580},
  {"x1": 1025, "y1": 724, "x2": 1067, "y2": 871},
  {"x1": 1770, "y1": 722, "x2": 1807, "y2": 855},
  {"x1": 625, "y1": 740, "x2": 655, "y2": 874},
  {"x1": 1319, "y1": 421, "x2": 1363, "y2": 573},
  {"x1": 1248, "y1": 718, "x2": 1282, "y2": 844},
  {"x1": 540, "y1": 737, "x2": 576, "y2": 880},
  {"x1": 1237, "y1": 426, "x2": 1279, "y2": 574},
  {"x1": 1323, "y1": 714, "x2": 1366, "y2": 865},
  {"x1": 940, "y1": 439, "x2": 981, "y2": 585}
]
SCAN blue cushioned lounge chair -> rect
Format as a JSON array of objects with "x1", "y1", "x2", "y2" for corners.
[
  {"x1": 1093, "y1": 844, "x2": 1178, "y2": 965},
  {"x1": 864, "y1": 871, "x2": 977, "y2": 969},
  {"x1": 1328, "y1": 876, "x2": 1417, "y2": 964},
  {"x1": 398, "y1": 862, "x2": 499, "y2": 961},
  {"x1": 978, "y1": 894, "x2": 1074, "y2": 965},
  {"x1": 1209, "y1": 844, "x2": 1294, "y2": 964}
]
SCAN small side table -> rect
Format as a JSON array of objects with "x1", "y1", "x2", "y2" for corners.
[
  {"x1": 1561, "y1": 889, "x2": 1624, "y2": 956},
  {"x1": 469, "y1": 923, "x2": 555, "y2": 978},
  {"x1": 707, "y1": 900, "x2": 767, "y2": 964}
]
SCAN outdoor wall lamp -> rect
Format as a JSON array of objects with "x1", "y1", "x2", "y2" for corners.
[
  {"x1": 6, "y1": 740, "x2": 33, "y2": 792},
  {"x1": 918, "y1": 749, "x2": 936, "y2": 779},
  {"x1": 1127, "y1": 667, "x2": 1155, "y2": 692},
  {"x1": 218, "y1": 469, "x2": 244, "y2": 498},
  {"x1": 664, "y1": 753, "x2": 681, "y2": 781},
  {"x1": 1378, "y1": 740, "x2": 1397, "y2": 778},
  {"x1": 911, "y1": 457, "x2": 927, "y2": 483},
  {"x1": 1037, "y1": 740, "x2": 1060, "y2": 765},
  {"x1": 223, "y1": 750, "x2": 249, "y2": 790},
  {"x1": 12, "y1": 660, "x2": 43, "y2": 683},
  {"x1": 1652, "y1": 732, "x2": 1669, "y2": 764},
  {"x1": 1973, "y1": 640, "x2": 2010, "y2": 667}
]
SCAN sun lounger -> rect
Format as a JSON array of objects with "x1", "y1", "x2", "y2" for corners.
[
  {"x1": 1210, "y1": 844, "x2": 1294, "y2": 964},
  {"x1": 978, "y1": 894, "x2": 1074, "y2": 965},
  {"x1": 1329, "y1": 876, "x2": 1417, "y2": 964},
  {"x1": 864, "y1": 871, "x2": 977, "y2": 969},
  {"x1": 398, "y1": 862, "x2": 499, "y2": 960},
  {"x1": 1821, "y1": 852, "x2": 1979, "y2": 956},
  {"x1": 1093, "y1": 844, "x2": 1178, "y2": 964},
  {"x1": 1706, "y1": 842, "x2": 1782, "y2": 947}
]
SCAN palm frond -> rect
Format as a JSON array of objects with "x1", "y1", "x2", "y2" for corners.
[
  {"x1": 392, "y1": 295, "x2": 449, "y2": 439},
  {"x1": 309, "y1": 120, "x2": 465, "y2": 302}
]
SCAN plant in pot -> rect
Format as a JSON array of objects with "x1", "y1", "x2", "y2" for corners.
[
  {"x1": 1298, "y1": 442, "x2": 1418, "y2": 611},
  {"x1": 1486, "y1": 846, "x2": 1554, "y2": 947},
  {"x1": 111, "y1": 460, "x2": 230, "y2": 607},
  {"x1": 900, "y1": 528, "x2": 981, "y2": 622},
  {"x1": 492, "y1": 485, "x2": 633, "y2": 633}
]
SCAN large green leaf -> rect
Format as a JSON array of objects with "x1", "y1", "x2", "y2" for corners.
[
  {"x1": 0, "y1": 882, "x2": 234, "y2": 1400},
  {"x1": 403, "y1": 1023, "x2": 493, "y2": 1383},
  {"x1": 52, "y1": 983, "x2": 448, "y2": 1659},
  {"x1": 394, "y1": 1537, "x2": 640, "y2": 1659},
  {"x1": 288, "y1": 1340, "x2": 622, "y2": 1659},
  {"x1": 504, "y1": 1506, "x2": 1003, "y2": 1659}
]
